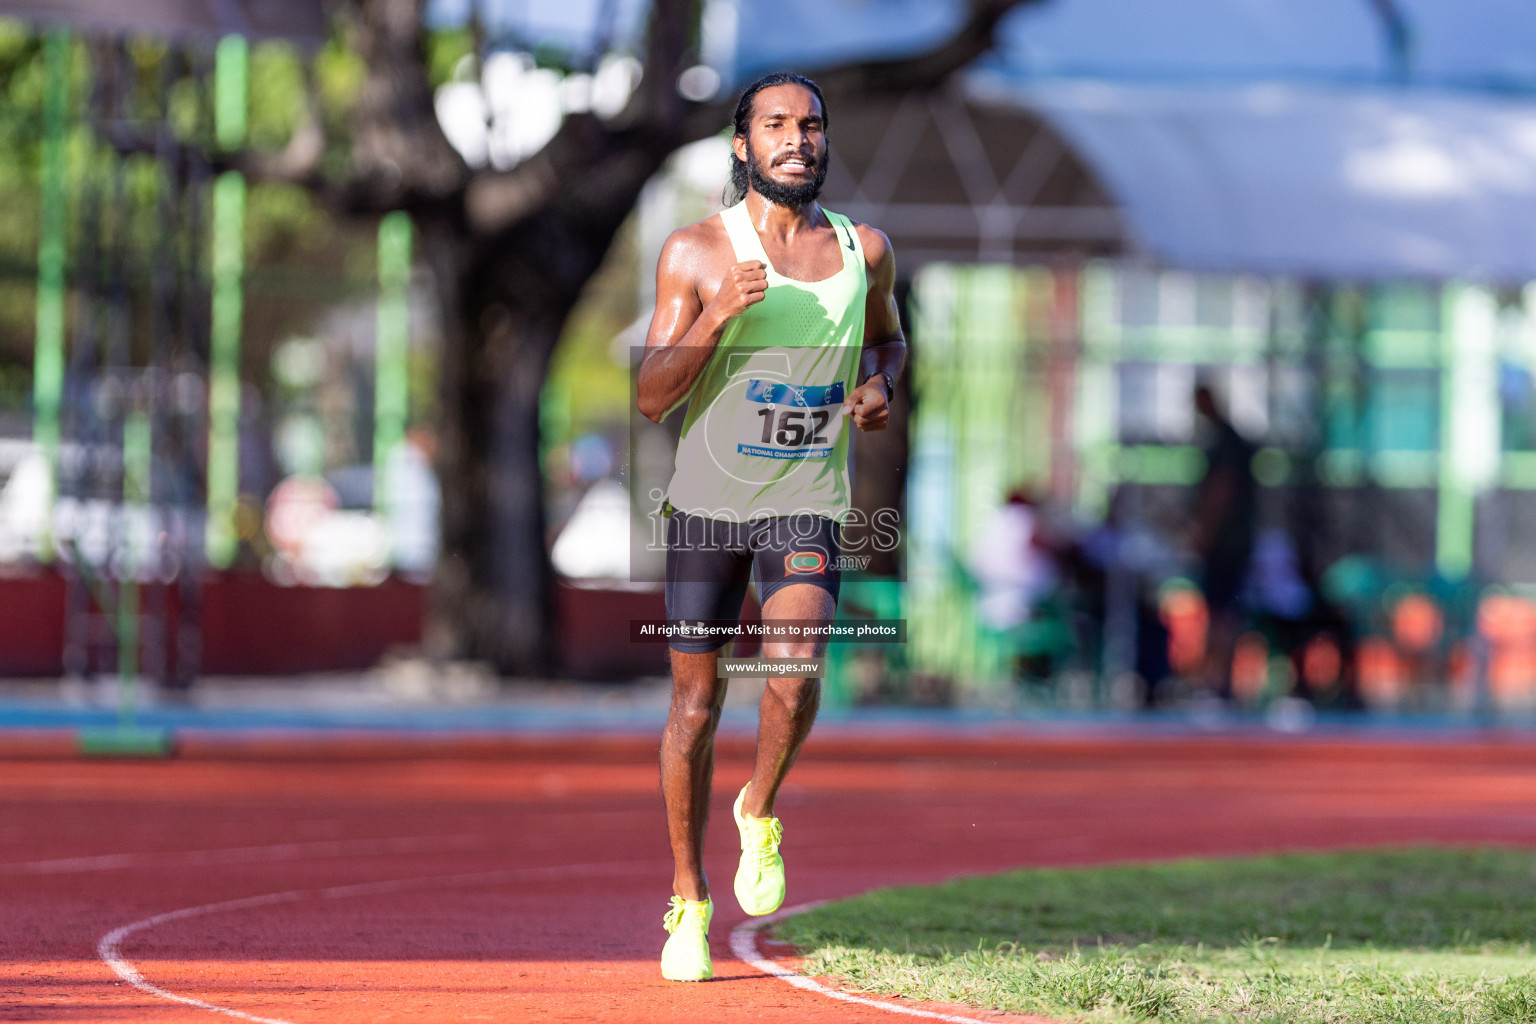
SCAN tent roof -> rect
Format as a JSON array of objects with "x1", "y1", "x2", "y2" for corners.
[
  {"x1": 984, "y1": 77, "x2": 1536, "y2": 280},
  {"x1": 990, "y1": 0, "x2": 1536, "y2": 91},
  {"x1": 817, "y1": 90, "x2": 1125, "y2": 267},
  {"x1": 737, "y1": 0, "x2": 1536, "y2": 94},
  {"x1": 731, "y1": 0, "x2": 1536, "y2": 279}
]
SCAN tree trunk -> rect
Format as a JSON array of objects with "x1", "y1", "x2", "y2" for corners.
[
  {"x1": 419, "y1": 223, "x2": 558, "y2": 674},
  {"x1": 420, "y1": 171, "x2": 670, "y2": 675}
]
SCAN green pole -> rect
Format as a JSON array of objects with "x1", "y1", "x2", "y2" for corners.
[
  {"x1": 214, "y1": 35, "x2": 248, "y2": 151},
  {"x1": 1075, "y1": 263, "x2": 1117, "y2": 518},
  {"x1": 78, "y1": 410, "x2": 173, "y2": 755},
  {"x1": 1436, "y1": 284, "x2": 1497, "y2": 579},
  {"x1": 206, "y1": 35, "x2": 247, "y2": 568},
  {"x1": 373, "y1": 211, "x2": 412, "y2": 521},
  {"x1": 118, "y1": 409, "x2": 150, "y2": 724},
  {"x1": 32, "y1": 28, "x2": 70, "y2": 561},
  {"x1": 1435, "y1": 284, "x2": 1467, "y2": 579}
]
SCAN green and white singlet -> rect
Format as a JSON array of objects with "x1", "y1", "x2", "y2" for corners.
[{"x1": 661, "y1": 201, "x2": 867, "y2": 524}]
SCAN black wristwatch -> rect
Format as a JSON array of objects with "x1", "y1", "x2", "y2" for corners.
[{"x1": 863, "y1": 370, "x2": 895, "y2": 398}]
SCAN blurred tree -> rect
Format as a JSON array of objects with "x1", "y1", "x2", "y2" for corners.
[
  {"x1": 0, "y1": 28, "x2": 378, "y2": 414},
  {"x1": 244, "y1": 0, "x2": 1043, "y2": 675}
]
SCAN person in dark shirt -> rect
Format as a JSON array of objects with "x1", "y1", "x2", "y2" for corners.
[{"x1": 1189, "y1": 382, "x2": 1258, "y2": 697}]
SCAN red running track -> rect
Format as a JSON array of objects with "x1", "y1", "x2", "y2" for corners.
[{"x1": 5, "y1": 732, "x2": 1536, "y2": 1023}]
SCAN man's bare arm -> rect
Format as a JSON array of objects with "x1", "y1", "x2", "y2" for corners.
[
  {"x1": 842, "y1": 224, "x2": 907, "y2": 432},
  {"x1": 636, "y1": 226, "x2": 767, "y2": 424}
]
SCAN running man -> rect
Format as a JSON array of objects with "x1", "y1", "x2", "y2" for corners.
[{"x1": 637, "y1": 71, "x2": 906, "y2": 982}]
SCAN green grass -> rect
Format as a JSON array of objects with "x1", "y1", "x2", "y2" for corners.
[{"x1": 773, "y1": 848, "x2": 1536, "y2": 1024}]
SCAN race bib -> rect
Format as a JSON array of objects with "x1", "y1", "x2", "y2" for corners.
[{"x1": 737, "y1": 379, "x2": 844, "y2": 461}]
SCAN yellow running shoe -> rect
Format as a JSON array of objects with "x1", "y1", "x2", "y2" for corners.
[
  {"x1": 660, "y1": 895, "x2": 713, "y2": 981},
  {"x1": 732, "y1": 784, "x2": 785, "y2": 916}
]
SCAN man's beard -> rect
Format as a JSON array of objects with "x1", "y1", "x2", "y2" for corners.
[{"x1": 747, "y1": 146, "x2": 828, "y2": 208}]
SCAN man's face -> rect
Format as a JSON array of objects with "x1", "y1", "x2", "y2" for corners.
[{"x1": 736, "y1": 83, "x2": 828, "y2": 208}]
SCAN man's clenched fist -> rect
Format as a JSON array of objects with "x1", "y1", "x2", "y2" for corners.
[
  {"x1": 706, "y1": 260, "x2": 768, "y2": 323},
  {"x1": 842, "y1": 378, "x2": 890, "y2": 432}
]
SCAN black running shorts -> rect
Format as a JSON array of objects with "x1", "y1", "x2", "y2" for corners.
[{"x1": 664, "y1": 510, "x2": 842, "y2": 654}]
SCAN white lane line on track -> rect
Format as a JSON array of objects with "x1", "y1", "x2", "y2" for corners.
[
  {"x1": 100, "y1": 862, "x2": 995, "y2": 1024},
  {"x1": 100, "y1": 892, "x2": 306, "y2": 1024},
  {"x1": 98, "y1": 859, "x2": 668, "y2": 1024},
  {"x1": 9, "y1": 834, "x2": 486, "y2": 874},
  {"x1": 730, "y1": 903, "x2": 998, "y2": 1024}
]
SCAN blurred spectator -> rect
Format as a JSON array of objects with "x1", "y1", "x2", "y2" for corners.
[
  {"x1": 1188, "y1": 381, "x2": 1257, "y2": 696},
  {"x1": 966, "y1": 487, "x2": 1058, "y2": 632},
  {"x1": 1240, "y1": 527, "x2": 1358, "y2": 708},
  {"x1": 1243, "y1": 529, "x2": 1313, "y2": 622},
  {"x1": 1080, "y1": 488, "x2": 1187, "y2": 705}
]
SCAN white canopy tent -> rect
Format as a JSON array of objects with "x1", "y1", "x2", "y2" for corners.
[
  {"x1": 990, "y1": 77, "x2": 1536, "y2": 281},
  {"x1": 734, "y1": 0, "x2": 1536, "y2": 279}
]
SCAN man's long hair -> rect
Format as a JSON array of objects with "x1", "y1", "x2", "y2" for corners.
[{"x1": 723, "y1": 71, "x2": 829, "y2": 207}]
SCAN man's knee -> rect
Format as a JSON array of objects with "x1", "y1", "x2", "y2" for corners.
[
  {"x1": 668, "y1": 671, "x2": 725, "y2": 739},
  {"x1": 765, "y1": 677, "x2": 820, "y2": 717},
  {"x1": 669, "y1": 694, "x2": 720, "y2": 736},
  {"x1": 668, "y1": 649, "x2": 724, "y2": 729}
]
